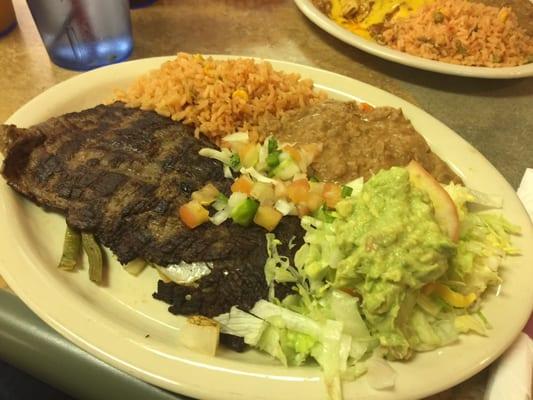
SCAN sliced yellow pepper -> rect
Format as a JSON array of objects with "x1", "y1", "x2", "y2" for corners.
[{"x1": 422, "y1": 283, "x2": 476, "y2": 308}]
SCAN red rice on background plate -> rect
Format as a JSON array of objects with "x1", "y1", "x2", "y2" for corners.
[
  {"x1": 114, "y1": 53, "x2": 327, "y2": 143},
  {"x1": 378, "y1": 0, "x2": 533, "y2": 67}
]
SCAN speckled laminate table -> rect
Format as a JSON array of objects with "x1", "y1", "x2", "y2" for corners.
[{"x1": 0, "y1": 0, "x2": 531, "y2": 399}]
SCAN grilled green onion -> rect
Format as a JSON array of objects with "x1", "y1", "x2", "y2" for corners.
[
  {"x1": 266, "y1": 150, "x2": 281, "y2": 169},
  {"x1": 267, "y1": 137, "x2": 278, "y2": 153},
  {"x1": 57, "y1": 225, "x2": 81, "y2": 270},
  {"x1": 229, "y1": 153, "x2": 241, "y2": 170},
  {"x1": 313, "y1": 205, "x2": 336, "y2": 223},
  {"x1": 341, "y1": 185, "x2": 353, "y2": 198},
  {"x1": 82, "y1": 233, "x2": 104, "y2": 283}
]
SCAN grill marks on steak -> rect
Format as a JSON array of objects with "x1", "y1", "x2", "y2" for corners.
[
  {"x1": 0, "y1": 102, "x2": 304, "y2": 317},
  {"x1": 1, "y1": 103, "x2": 226, "y2": 264},
  {"x1": 154, "y1": 217, "x2": 304, "y2": 318}
]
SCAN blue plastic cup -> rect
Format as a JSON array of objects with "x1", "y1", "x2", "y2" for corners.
[
  {"x1": 27, "y1": 0, "x2": 134, "y2": 71},
  {"x1": 0, "y1": 0, "x2": 17, "y2": 37}
]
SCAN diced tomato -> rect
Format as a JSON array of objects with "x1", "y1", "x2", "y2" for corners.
[
  {"x1": 250, "y1": 182, "x2": 275, "y2": 206},
  {"x1": 305, "y1": 191, "x2": 324, "y2": 213},
  {"x1": 179, "y1": 200, "x2": 209, "y2": 229},
  {"x1": 323, "y1": 183, "x2": 342, "y2": 208},
  {"x1": 253, "y1": 205, "x2": 283, "y2": 231},
  {"x1": 358, "y1": 102, "x2": 374, "y2": 113},
  {"x1": 274, "y1": 181, "x2": 287, "y2": 199},
  {"x1": 191, "y1": 183, "x2": 220, "y2": 205},
  {"x1": 309, "y1": 181, "x2": 325, "y2": 194},
  {"x1": 296, "y1": 203, "x2": 310, "y2": 217},
  {"x1": 238, "y1": 143, "x2": 259, "y2": 168},
  {"x1": 287, "y1": 179, "x2": 310, "y2": 204},
  {"x1": 231, "y1": 175, "x2": 253, "y2": 194},
  {"x1": 283, "y1": 145, "x2": 302, "y2": 163}
]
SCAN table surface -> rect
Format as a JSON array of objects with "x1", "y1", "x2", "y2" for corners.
[{"x1": 0, "y1": 0, "x2": 531, "y2": 399}]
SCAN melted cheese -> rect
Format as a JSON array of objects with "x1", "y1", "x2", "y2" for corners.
[{"x1": 330, "y1": 0, "x2": 433, "y2": 39}]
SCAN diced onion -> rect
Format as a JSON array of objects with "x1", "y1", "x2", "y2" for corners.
[
  {"x1": 227, "y1": 192, "x2": 248, "y2": 211},
  {"x1": 123, "y1": 258, "x2": 147, "y2": 276},
  {"x1": 223, "y1": 165, "x2": 233, "y2": 178},
  {"x1": 155, "y1": 262, "x2": 212, "y2": 285},
  {"x1": 212, "y1": 197, "x2": 228, "y2": 212},
  {"x1": 179, "y1": 316, "x2": 220, "y2": 356},
  {"x1": 256, "y1": 139, "x2": 269, "y2": 170},
  {"x1": 251, "y1": 182, "x2": 276, "y2": 206},
  {"x1": 272, "y1": 160, "x2": 300, "y2": 180},
  {"x1": 199, "y1": 147, "x2": 232, "y2": 164},
  {"x1": 222, "y1": 131, "x2": 249, "y2": 144},
  {"x1": 240, "y1": 167, "x2": 276, "y2": 184},
  {"x1": 274, "y1": 199, "x2": 297, "y2": 216},
  {"x1": 210, "y1": 208, "x2": 231, "y2": 225},
  {"x1": 292, "y1": 172, "x2": 307, "y2": 181}
]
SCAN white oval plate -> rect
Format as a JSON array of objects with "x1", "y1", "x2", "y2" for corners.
[
  {"x1": 294, "y1": 0, "x2": 533, "y2": 79},
  {"x1": 0, "y1": 57, "x2": 532, "y2": 400}
]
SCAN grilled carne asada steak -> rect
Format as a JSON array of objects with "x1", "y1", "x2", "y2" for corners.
[
  {"x1": 0, "y1": 102, "x2": 304, "y2": 318},
  {"x1": 154, "y1": 217, "x2": 303, "y2": 317}
]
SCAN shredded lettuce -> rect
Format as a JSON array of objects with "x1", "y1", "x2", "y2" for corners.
[
  {"x1": 219, "y1": 167, "x2": 520, "y2": 400},
  {"x1": 256, "y1": 325, "x2": 288, "y2": 366},
  {"x1": 445, "y1": 183, "x2": 503, "y2": 219},
  {"x1": 215, "y1": 298, "x2": 371, "y2": 400},
  {"x1": 214, "y1": 306, "x2": 267, "y2": 346},
  {"x1": 312, "y1": 320, "x2": 344, "y2": 400},
  {"x1": 454, "y1": 314, "x2": 488, "y2": 336},
  {"x1": 449, "y1": 212, "x2": 520, "y2": 297}
]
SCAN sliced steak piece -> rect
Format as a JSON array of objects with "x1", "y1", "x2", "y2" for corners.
[
  {"x1": 1, "y1": 102, "x2": 304, "y2": 316},
  {"x1": 1, "y1": 102, "x2": 227, "y2": 264},
  {"x1": 153, "y1": 216, "x2": 303, "y2": 318}
]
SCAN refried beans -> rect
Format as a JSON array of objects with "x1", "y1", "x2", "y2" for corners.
[{"x1": 258, "y1": 100, "x2": 460, "y2": 184}]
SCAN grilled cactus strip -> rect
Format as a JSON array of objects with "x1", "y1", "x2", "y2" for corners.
[
  {"x1": 57, "y1": 225, "x2": 81, "y2": 271},
  {"x1": 82, "y1": 233, "x2": 104, "y2": 283}
]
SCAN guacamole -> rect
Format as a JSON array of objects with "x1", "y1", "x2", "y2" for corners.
[{"x1": 295, "y1": 167, "x2": 456, "y2": 359}]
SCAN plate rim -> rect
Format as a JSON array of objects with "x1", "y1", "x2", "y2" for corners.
[
  {"x1": 293, "y1": 0, "x2": 533, "y2": 79},
  {"x1": 1, "y1": 55, "x2": 532, "y2": 400}
]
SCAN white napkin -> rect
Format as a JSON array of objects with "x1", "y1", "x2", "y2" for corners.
[
  {"x1": 484, "y1": 168, "x2": 533, "y2": 400},
  {"x1": 485, "y1": 334, "x2": 533, "y2": 400},
  {"x1": 517, "y1": 169, "x2": 533, "y2": 220}
]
